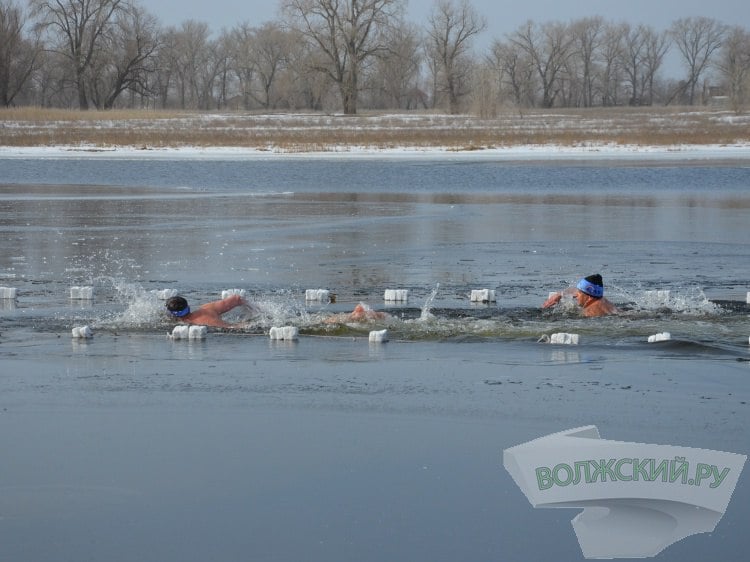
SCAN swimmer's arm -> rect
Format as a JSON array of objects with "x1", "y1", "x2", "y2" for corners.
[
  {"x1": 542, "y1": 287, "x2": 577, "y2": 308},
  {"x1": 200, "y1": 294, "x2": 247, "y2": 315}
]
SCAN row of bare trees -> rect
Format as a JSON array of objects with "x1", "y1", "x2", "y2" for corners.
[{"x1": 1, "y1": 0, "x2": 749, "y2": 113}]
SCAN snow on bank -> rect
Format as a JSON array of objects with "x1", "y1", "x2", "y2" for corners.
[{"x1": 1, "y1": 142, "x2": 750, "y2": 162}]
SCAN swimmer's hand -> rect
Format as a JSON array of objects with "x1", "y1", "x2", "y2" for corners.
[{"x1": 542, "y1": 292, "x2": 562, "y2": 309}]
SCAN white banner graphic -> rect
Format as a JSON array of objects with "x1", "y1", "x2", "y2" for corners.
[{"x1": 504, "y1": 426, "x2": 746, "y2": 558}]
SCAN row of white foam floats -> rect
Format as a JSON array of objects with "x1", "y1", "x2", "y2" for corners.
[
  {"x1": 166, "y1": 287, "x2": 481, "y2": 343},
  {"x1": 3, "y1": 285, "x2": 98, "y2": 338},
  {"x1": 307, "y1": 288, "x2": 498, "y2": 303},
  {"x1": 2, "y1": 285, "x2": 748, "y2": 345},
  {"x1": 1, "y1": 286, "x2": 95, "y2": 300},
  {"x1": 537, "y1": 331, "x2": 673, "y2": 345}
]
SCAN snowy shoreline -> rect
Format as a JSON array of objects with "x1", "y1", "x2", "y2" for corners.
[{"x1": 2, "y1": 142, "x2": 750, "y2": 162}]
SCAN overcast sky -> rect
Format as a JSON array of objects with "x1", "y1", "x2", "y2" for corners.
[
  {"x1": 146, "y1": 0, "x2": 749, "y2": 78},
  {"x1": 146, "y1": 0, "x2": 749, "y2": 40}
]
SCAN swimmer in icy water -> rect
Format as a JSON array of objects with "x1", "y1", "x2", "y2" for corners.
[
  {"x1": 542, "y1": 274, "x2": 618, "y2": 317},
  {"x1": 166, "y1": 294, "x2": 255, "y2": 328},
  {"x1": 324, "y1": 303, "x2": 390, "y2": 324}
]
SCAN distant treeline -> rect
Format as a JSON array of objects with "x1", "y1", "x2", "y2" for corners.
[{"x1": 2, "y1": 0, "x2": 748, "y2": 114}]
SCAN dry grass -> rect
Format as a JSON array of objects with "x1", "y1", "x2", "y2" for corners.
[
  {"x1": 0, "y1": 106, "x2": 185, "y2": 122},
  {"x1": 1, "y1": 106, "x2": 748, "y2": 151}
]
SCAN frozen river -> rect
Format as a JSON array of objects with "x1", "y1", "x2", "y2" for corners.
[{"x1": 1, "y1": 152, "x2": 749, "y2": 561}]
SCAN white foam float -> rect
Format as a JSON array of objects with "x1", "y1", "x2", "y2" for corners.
[
  {"x1": 169, "y1": 325, "x2": 189, "y2": 340},
  {"x1": 188, "y1": 325, "x2": 207, "y2": 340},
  {"x1": 71, "y1": 325, "x2": 93, "y2": 339},
  {"x1": 169, "y1": 325, "x2": 209, "y2": 340},
  {"x1": 70, "y1": 286, "x2": 94, "y2": 299},
  {"x1": 369, "y1": 329, "x2": 389, "y2": 343},
  {"x1": 647, "y1": 332, "x2": 671, "y2": 343},
  {"x1": 269, "y1": 326, "x2": 299, "y2": 341},
  {"x1": 384, "y1": 289, "x2": 408, "y2": 302},
  {"x1": 305, "y1": 289, "x2": 330, "y2": 301},
  {"x1": 550, "y1": 333, "x2": 580, "y2": 345},
  {"x1": 538, "y1": 333, "x2": 579, "y2": 345},
  {"x1": 470, "y1": 289, "x2": 496, "y2": 303}
]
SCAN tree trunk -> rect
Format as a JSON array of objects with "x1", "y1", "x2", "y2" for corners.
[
  {"x1": 77, "y1": 72, "x2": 89, "y2": 110},
  {"x1": 341, "y1": 65, "x2": 358, "y2": 114},
  {"x1": 341, "y1": 88, "x2": 357, "y2": 114}
]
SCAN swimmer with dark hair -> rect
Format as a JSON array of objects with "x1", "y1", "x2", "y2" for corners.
[{"x1": 166, "y1": 293, "x2": 253, "y2": 328}]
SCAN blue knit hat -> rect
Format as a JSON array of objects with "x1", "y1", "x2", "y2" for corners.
[{"x1": 577, "y1": 274, "x2": 604, "y2": 298}]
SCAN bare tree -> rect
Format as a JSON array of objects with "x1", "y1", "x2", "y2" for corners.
[
  {"x1": 369, "y1": 18, "x2": 422, "y2": 109},
  {"x1": 282, "y1": 0, "x2": 403, "y2": 114},
  {"x1": 559, "y1": 47, "x2": 581, "y2": 107},
  {"x1": 427, "y1": 0, "x2": 487, "y2": 114},
  {"x1": 0, "y1": 0, "x2": 41, "y2": 106},
  {"x1": 669, "y1": 16, "x2": 726, "y2": 105},
  {"x1": 212, "y1": 31, "x2": 234, "y2": 109},
  {"x1": 487, "y1": 39, "x2": 535, "y2": 107},
  {"x1": 166, "y1": 20, "x2": 214, "y2": 109},
  {"x1": 509, "y1": 20, "x2": 574, "y2": 108},
  {"x1": 570, "y1": 16, "x2": 604, "y2": 107},
  {"x1": 718, "y1": 26, "x2": 750, "y2": 111},
  {"x1": 196, "y1": 41, "x2": 225, "y2": 110},
  {"x1": 228, "y1": 22, "x2": 290, "y2": 110},
  {"x1": 598, "y1": 22, "x2": 626, "y2": 106},
  {"x1": 618, "y1": 23, "x2": 647, "y2": 105},
  {"x1": 229, "y1": 23, "x2": 256, "y2": 109},
  {"x1": 36, "y1": 51, "x2": 78, "y2": 106},
  {"x1": 282, "y1": 31, "x2": 332, "y2": 110},
  {"x1": 86, "y1": 3, "x2": 159, "y2": 109},
  {"x1": 250, "y1": 22, "x2": 290, "y2": 109},
  {"x1": 425, "y1": 0, "x2": 486, "y2": 114},
  {"x1": 471, "y1": 61, "x2": 502, "y2": 117},
  {"x1": 30, "y1": 0, "x2": 126, "y2": 110},
  {"x1": 151, "y1": 27, "x2": 178, "y2": 108},
  {"x1": 641, "y1": 26, "x2": 669, "y2": 105}
]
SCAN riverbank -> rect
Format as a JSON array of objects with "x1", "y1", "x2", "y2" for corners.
[{"x1": 1, "y1": 106, "x2": 749, "y2": 153}]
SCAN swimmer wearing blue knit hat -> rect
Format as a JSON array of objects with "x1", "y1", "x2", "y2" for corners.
[{"x1": 542, "y1": 274, "x2": 618, "y2": 317}]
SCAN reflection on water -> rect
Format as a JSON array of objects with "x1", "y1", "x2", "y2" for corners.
[
  {"x1": 295, "y1": 189, "x2": 750, "y2": 211},
  {"x1": 549, "y1": 350, "x2": 583, "y2": 364}
]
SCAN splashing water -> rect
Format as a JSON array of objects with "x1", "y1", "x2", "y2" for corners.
[
  {"x1": 242, "y1": 293, "x2": 313, "y2": 329},
  {"x1": 621, "y1": 285, "x2": 720, "y2": 315},
  {"x1": 99, "y1": 278, "x2": 166, "y2": 329},
  {"x1": 419, "y1": 283, "x2": 440, "y2": 322}
]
